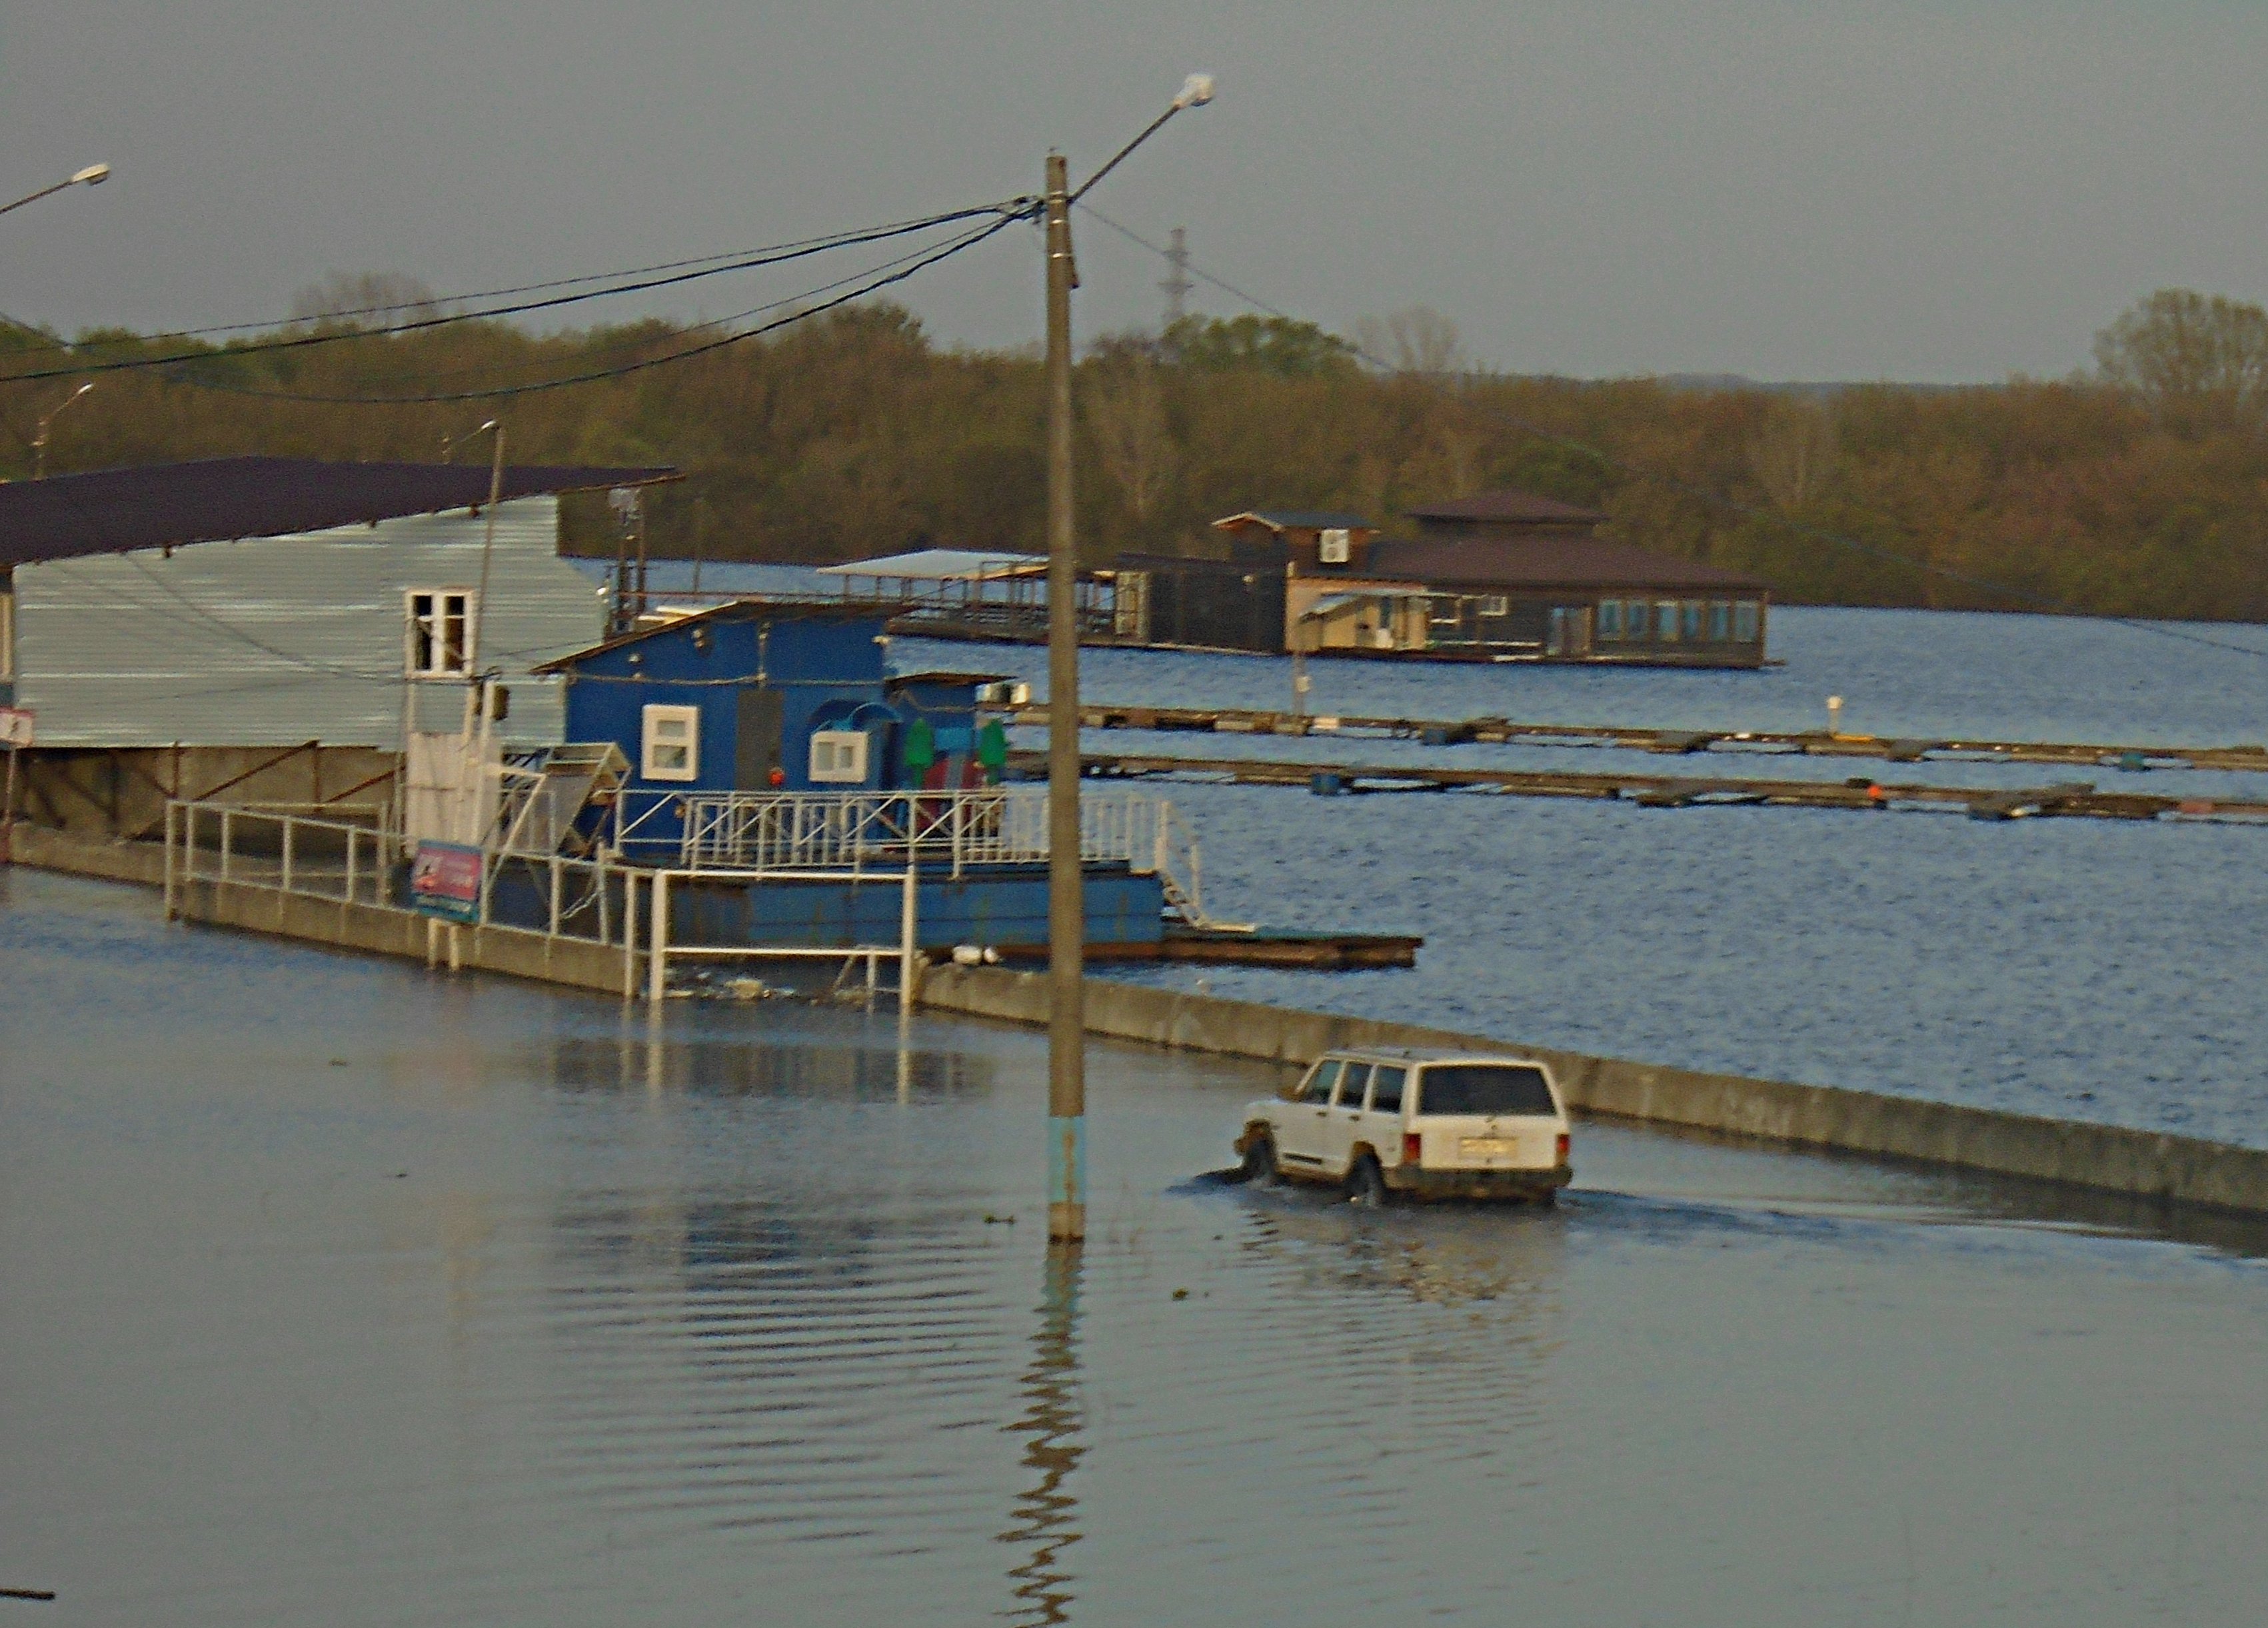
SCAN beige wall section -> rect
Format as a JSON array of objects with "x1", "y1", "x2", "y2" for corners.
[{"x1": 1283, "y1": 575, "x2": 1429, "y2": 652}]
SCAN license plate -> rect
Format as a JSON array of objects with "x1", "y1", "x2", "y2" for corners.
[{"x1": 1459, "y1": 1137, "x2": 1519, "y2": 1159}]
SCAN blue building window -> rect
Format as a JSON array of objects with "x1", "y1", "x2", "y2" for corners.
[
  {"x1": 1707, "y1": 601, "x2": 1730, "y2": 641},
  {"x1": 1735, "y1": 600, "x2": 1761, "y2": 642},
  {"x1": 1656, "y1": 601, "x2": 1680, "y2": 640},
  {"x1": 641, "y1": 704, "x2": 700, "y2": 782},
  {"x1": 1597, "y1": 600, "x2": 1623, "y2": 640}
]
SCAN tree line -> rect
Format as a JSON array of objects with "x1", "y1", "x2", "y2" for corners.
[{"x1": 4, "y1": 283, "x2": 2266, "y2": 622}]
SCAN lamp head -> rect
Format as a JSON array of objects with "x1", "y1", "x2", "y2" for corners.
[
  {"x1": 1174, "y1": 73, "x2": 1216, "y2": 110},
  {"x1": 71, "y1": 163, "x2": 110, "y2": 187}
]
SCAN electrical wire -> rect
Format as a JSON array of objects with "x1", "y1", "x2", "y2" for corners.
[
  {"x1": 173, "y1": 211, "x2": 1028, "y2": 405},
  {"x1": 1077, "y1": 201, "x2": 2268, "y2": 665},
  {"x1": 127, "y1": 209, "x2": 1032, "y2": 407},
  {"x1": 0, "y1": 201, "x2": 1033, "y2": 387},
  {"x1": 0, "y1": 214, "x2": 1014, "y2": 359}
]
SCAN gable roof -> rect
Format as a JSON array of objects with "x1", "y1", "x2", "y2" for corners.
[
  {"x1": 816, "y1": 548, "x2": 1048, "y2": 580},
  {"x1": 531, "y1": 597, "x2": 886, "y2": 672},
  {"x1": 1404, "y1": 488, "x2": 1608, "y2": 526},
  {"x1": 0, "y1": 456, "x2": 679, "y2": 569},
  {"x1": 1212, "y1": 509, "x2": 1376, "y2": 534},
  {"x1": 1366, "y1": 534, "x2": 1767, "y2": 592}
]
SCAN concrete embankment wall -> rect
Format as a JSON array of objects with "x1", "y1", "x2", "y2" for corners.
[
  {"x1": 916, "y1": 964, "x2": 2268, "y2": 1216},
  {"x1": 16, "y1": 826, "x2": 2268, "y2": 1216},
  {"x1": 11, "y1": 826, "x2": 636, "y2": 998}
]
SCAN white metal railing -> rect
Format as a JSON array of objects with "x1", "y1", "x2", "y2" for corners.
[
  {"x1": 668, "y1": 786, "x2": 1238, "y2": 926},
  {"x1": 161, "y1": 797, "x2": 922, "y2": 1010}
]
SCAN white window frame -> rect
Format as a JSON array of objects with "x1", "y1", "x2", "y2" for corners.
[
  {"x1": 1478, "y1": 594, "x2": 1510, "y2": 618},
  {"x1": 1318, "y1": 528, "x2": 1352, "y2": 564},
  {"x1": 405, "y1": 588, "x2": 477, "y2": 678},
  {"x1": 808, "y1": 730, "x2": 870, "y2": 784},
  {"x1": 640, "y1": 704, "x2": 700, "y2": 782}
]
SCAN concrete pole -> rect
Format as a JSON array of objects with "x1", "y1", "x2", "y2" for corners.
[{"x1": 1044, "y1": 151, "x2": 1086, "y2": 1244}]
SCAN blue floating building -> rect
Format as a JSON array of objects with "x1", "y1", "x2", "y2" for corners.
[{"x1": 521, "y1": 601, "x2": 1192, "y2": 956}]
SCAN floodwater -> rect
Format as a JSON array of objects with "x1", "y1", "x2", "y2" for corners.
[
  {"x1": 868, "y1": 611, "x2": 2268, "y2": 1150},
  {"x1": 7, "y1": 870, "x2": 2268, "y2": 1625}
]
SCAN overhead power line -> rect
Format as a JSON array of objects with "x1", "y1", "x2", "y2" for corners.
[
  {"x1": 162, "y1": 209, "x2": 1031, "y2": 405},
  {"x1": 1078, "y1": 201, "x2": 2268, "y2": 666},
  {"x1": 0, "y1": 217, "x2": 1011, "y2": 359},
  {"x1": 0, "y1": 201, "x2": 1034, "y2": 388}
]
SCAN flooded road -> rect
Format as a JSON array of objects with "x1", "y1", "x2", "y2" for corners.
[{"x1": 6, "y1": 869, "x2": 2268, "y2": 1625}]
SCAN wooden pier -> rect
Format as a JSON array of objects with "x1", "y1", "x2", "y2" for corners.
[
  {"x1": 1007, "y1": 703, "x2": 2268, "y2": 774},
  {"x1": 1008, "y1": 748, "x2": 2268, "y2": 827}
]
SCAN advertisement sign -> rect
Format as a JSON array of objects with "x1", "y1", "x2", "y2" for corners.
[
  {"x1": 0, "y1": 707, "x2": 32, "y2": 749},
  {"x1": 409, "y1": 840, "x2": 484, "y2": 923}
]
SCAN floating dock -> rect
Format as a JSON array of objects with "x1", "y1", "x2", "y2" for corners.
[
  {"x1": 1008, "y1": 703, "x2": 2268, "y2": 774},
  {"x1": 1017, "y1": 748, "x2": 2268, "y2": 827}
]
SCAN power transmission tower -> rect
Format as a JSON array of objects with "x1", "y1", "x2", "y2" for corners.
[{"x1": 1160, "y1": 226, "x2": 1192, "y2": 328}]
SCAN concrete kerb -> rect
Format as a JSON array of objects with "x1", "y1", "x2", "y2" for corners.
[
  {"x1": 16, "y1": 827, "x2": 2268, "y2": 1216},
  {"x1": 14, "y1": 825, "x2": 634, "y2": 998},
  {"x1": 162, "y1": 874, "x2": 632, "y2": 995},
  {"x1": 916, "y1": 964, "x2": 2268, "y2": 1217}
]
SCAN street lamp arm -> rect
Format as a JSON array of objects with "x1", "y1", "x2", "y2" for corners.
[
  {"x1": 1068, "y1": 73, "x2": 1214, "y2": 205},
  {"x1": 0, "y1": 163, "x2": 112, "y2": 219}
]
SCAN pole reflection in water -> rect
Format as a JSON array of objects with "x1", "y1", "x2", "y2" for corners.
[{"x1": 1000, "y1": 1241, "x2": 1086, "y2": 1625}]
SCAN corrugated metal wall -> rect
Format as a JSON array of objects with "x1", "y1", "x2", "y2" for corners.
[{"x1": 11, "y1": 497, "x2": 604, "y2": 748}]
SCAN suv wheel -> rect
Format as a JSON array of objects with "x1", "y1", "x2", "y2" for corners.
[
  {"x1": 1346, "y1": 1154, "x2": 1387, "y2": 1208},
  {"x1": 1241, "y1": 1129, "x2": 1278, "y2": 1184}
]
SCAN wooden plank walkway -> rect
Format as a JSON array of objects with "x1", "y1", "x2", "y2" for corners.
[
  {"x1": 1006, "y1": 748, "x2": 2268, "y2": 826},
  {"x1": 1007, "y1": 704, "x2": 2268, "y2": 774}
]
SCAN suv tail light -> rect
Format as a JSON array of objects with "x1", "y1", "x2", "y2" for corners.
[
  {"x1": 1402, "y1": 1132, "x2": 1422, "y2": 1166},
  {"x1": 1556, "y1": 1133, "x2": 1571, "y2": 1164}
]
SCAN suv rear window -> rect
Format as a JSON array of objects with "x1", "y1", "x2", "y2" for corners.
[{"x1": 1416, "y1": 1065, "x2": 1556, "y2": 1118}]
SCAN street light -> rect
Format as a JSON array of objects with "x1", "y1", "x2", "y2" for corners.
[
  {"x1": 1041, "y1": 75, "x2": 1212, "y2": 1245},
  {"x1": 0, "y1": 163, "x2": 111, "y2": 219},
  {"x1": 31, "y1": 382, "x2": 94, "y2": 478}
]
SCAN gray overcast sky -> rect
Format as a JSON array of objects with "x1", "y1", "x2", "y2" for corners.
[{"x1": 4, "y1": 1, "x2": 2265, "y2": 382}]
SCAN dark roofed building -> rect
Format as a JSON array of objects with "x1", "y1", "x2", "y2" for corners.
[
  {"x1": 1108, "y1": 486, "x2": 1771, "y2": 666},
  {"x1": 1377, "y1": 486, "x2": 1767, "y2": 662}
]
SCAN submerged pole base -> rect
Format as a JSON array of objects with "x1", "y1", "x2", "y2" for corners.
[{"x1": 1048, "y1": 1114, "x2": 1086, "y2": 1242}]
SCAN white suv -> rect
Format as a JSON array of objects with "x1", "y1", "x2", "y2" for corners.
[{"x1": 1236, "y1": 1048, "x2": 1573, "y2": 1204}]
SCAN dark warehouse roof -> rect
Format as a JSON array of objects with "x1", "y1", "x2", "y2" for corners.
[
  {"x1": 0, "y1": 456, "x2": 680, "y2": 568},
  {"x1": 1403, "y1": 488, "x2": 1609, "y2": 526},
  {"x1": 1368, "y1": 534, "x2": 1767, "y2": 592}
]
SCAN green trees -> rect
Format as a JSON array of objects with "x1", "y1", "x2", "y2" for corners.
[{"x1": 6, "y1": 291, "x2": 2268, "y2": 621}]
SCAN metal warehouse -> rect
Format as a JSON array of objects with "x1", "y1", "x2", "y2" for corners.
[{"x1": 0, "y1": 456, "x2": 676, "y2": 749}]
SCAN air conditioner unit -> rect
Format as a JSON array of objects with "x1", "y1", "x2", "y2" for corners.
[
  {"x1": 808, "y1": 730, "x2": 870, "y2": 784},
  {"x1": 1318, "y1": 528, "x2": 1351, "y2": 565}
]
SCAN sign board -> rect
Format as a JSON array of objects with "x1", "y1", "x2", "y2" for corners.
[
  {"x1": 409, "y1": 840, "x2": 484, "y2": 923},
  {"x1": 0, "y1": 706, "x2": 32, "y2": 749}
]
